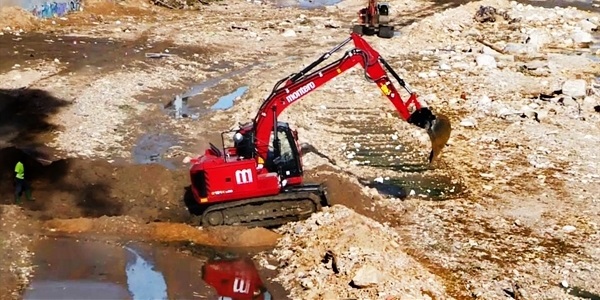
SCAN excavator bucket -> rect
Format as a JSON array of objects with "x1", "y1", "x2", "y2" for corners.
[
  {"x1": 407, "y1": 108, "x2": 452, "y2": 163},
  {"x1": 427, "y1": 113, "x2": 452, "y2": 163}
]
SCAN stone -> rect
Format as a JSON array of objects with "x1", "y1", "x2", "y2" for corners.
[
  {"x1": 571, "y1": 30, "x2": 593, "y2": 44},
  {"x1": 351, "y1": 265, "x2": 384, "y2": 288},
  {"x1": 578, "y1": 19, "x2": 598, "y2": 32},
  {"x1": 526, "y1": 29, "x2": 552, "y2": 50},
  {"x1": 476, "y1": 54, "x2": 497, "y2": 69},
  {"x1": 282, "y1": 29, "x2": 296, "y2": 37},
  {"x1": 562, "y1": 79, "x2": 587, "y2": 98},
  {"x1": 451, "y1": 62, "x2": 470, "y2": 70},
  {"x1": 460, "y1": 118, "x2": 477, "y2": 127},
  {"x1": 428, "y1": 71, "x2": 439, "y2": 78},
  {"x1": 439, "y1": 63, "x2": 452, "y2": 71},
  {"x1": 524, "y1": 60, "x2": 547, "y2": 70},
  {"x1": 503, "y1": 43, "x2": 536, "y2": 55},
  {"x1": 562, "y1": 225, "x2": 576, "y2": 233},
  {"x1": 477, "y1": 95, "x2": 493, "y2": 111},
  {"x1": 583, "y1": 97, "x2": 597, "y2": 108},
  {"x1": 482, "y1": 46, "x2": 501, "y2": 56}
]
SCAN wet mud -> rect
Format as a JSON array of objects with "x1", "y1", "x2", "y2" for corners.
[
  {"x1": 339, "y1": 118, "x2": 466, "y2": 201},
  {"x1": 161, "y1": 62, "x2": 259, "y2": 119},
  {"x1": 132, "y1": 132, "x2": 180, "y2": 169},
  {"x1": 0, "y1": 146, "x2": 189, "y2": 222},
  {"x1": 0, "y1": 32, "x2": 215, "y2": 75},
  {"x1": 23, "y1": 235, "x2": 288, "y2": 299}
]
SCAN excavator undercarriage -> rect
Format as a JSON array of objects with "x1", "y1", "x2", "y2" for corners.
[{"x1": 197, "y1": 184, "x2": 329, "y2": 228}]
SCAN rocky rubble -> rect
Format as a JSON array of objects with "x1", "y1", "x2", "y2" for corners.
[
  {"x1": 47, "y1": 63, "x2": 194, "y2": 159},
  {"x1": 256, "y1": 205, "x2": 448, "y2": 300},
  {"x1": 0, "y1": 206, "x2": 36, "y2": 300}
]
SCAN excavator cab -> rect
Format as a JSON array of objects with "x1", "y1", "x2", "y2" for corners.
[
  {"x1": 230, "y1": 122, "x2": 303, "y2": 181},
  {"x1": 265, "y1": 122, "x2": 303, "y2": 180}
]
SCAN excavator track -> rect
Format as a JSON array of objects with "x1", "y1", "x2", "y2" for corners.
[{"x1": 200, "y1": 185, "x2": 329, "y2": 228}]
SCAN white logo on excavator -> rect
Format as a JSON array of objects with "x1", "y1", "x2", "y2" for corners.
[
  {"x1": 235, "y1": 169, "x2": 253, "y2": 184},
  {"x1": 233, "y1": 278, "x2": 250, "y2": 294},
  {"x1": 286, "y1": 81, "x2": 316, "y2": 103}
]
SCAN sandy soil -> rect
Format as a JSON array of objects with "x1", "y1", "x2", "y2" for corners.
[{"x1": 0, "y1": 0, "x2": 599, "y2": 298}]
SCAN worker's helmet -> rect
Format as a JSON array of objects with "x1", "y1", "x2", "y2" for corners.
[{"x1": 233, "y1": 132, "x2": 244, "y2": 144}]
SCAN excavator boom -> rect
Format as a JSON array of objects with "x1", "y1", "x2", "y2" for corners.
[{"x1": 252, "y1": 33, "x2": 450, "y2": 164}]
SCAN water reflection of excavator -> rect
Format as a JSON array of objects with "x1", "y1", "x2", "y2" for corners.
[
  {"x1": 187, "y1": 33, "x2": 452, "y2": 228},
  {"x1": 202, "y1": 257, "x2": 272, "y2": 300}
]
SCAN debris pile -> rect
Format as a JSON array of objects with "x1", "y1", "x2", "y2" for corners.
[
  {"x1": 256, "y1": 205, "x2": 447, "y2": 300},
  {"x1": 0, "y1": 206, "x2": 35, "y2": 299},
  {"x1": 151, "y1": 0, "x2": 216, "y2": 9},
  {"x1": 474, "y1": 5, "x2": 518, "y2": 23},
  {"x1": 0, "y1": 7, "x2": 39, "y2": 31},
  {"x1": 48, "y1": 65, "x2": 193, "y2": 159}
]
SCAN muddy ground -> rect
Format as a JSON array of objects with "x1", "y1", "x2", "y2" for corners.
[{"x1": 1, "y1": 0, "x2": 600, "y2": 298}]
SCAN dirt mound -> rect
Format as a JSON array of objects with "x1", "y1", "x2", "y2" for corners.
[
  {"x1": 0, "y1": 7, "x2": 39, "y2": 31},
  {"x1": 152, "y1": 224, "x2": 281, "y2": 248},
  {"x1": 257, "y1": 205, "x2": 448, "y2": 300},
  {"x1": 305, "y1": 165, "x2": 406, "y2": 226},
  {"x1": 43, "y1": 216, "x2": 281, "y2": 248},
  {"x1": 0, "y1": 205, "x2": 36, "y2": 300}
]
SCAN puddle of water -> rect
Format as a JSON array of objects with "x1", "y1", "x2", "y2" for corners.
[
  {"x1": 340, "y1": 119, "x2": 465, "y2": 200},
  {"x1": 124, "y1": 246, "x2": 168, "y2": 299},
  {"x1": 164, "y1": 64, "x2": 257, "y2": 119},
  {"x1": 366, "y1": 175, "x2": 466, "y2": 200},
  {"x1": 23, "y1": 237, "x2": 131, "y2": 300},
  {"x1": 131, "y1": 133, "x2": 179, "y2": 169},
  {"x1": 211, "y1": 86, "x2": 249, "y2": 110},
  {"x1": 24, "y1": 236, "x2": 289, "y2": 300},
  {"x1": 23, "y1": 236, "x2": 238, "y2": 299}
]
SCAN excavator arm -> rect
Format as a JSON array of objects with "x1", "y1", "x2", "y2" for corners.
[{"x1": 250, "y1": 33, "x2": 451, "y2": 164}]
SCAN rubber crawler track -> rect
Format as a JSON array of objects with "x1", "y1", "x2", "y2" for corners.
[{"x1": 200, "y1": 189, "x2": 328, "y2": 228}]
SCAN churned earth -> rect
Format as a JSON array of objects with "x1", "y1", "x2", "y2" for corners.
[{"x1": 1, "y1": 0, "x2": 600, "y2": 299}]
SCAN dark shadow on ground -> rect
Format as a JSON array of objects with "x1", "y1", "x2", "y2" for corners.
[
  {"x1": 0, "y1": 88, "x2": 69, "y2": 148},
  {"x1": 0, "y1": 147, "x2": 121, "y2": 218},
  {"x1": 0, "y1": 87, "x2": 125, "y2": 218}
]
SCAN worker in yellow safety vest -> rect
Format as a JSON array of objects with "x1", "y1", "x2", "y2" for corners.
[{"x1": 14, "y1": 159, "x2": 33, "y2": 204}]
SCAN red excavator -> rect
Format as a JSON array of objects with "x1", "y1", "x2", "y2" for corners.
[
  {"x1": 188, "y1": 33, "x2": 452, "y2": 227},
  {"x1": 352, "y1": 0, "x2": 395, "y2": 39}
]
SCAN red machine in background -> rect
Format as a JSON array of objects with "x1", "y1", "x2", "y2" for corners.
[
  {"x1": 202, "y1": 257, "x2": 271, "y2": 300},
  {"x1": 188, "y1": 33, "x2": 452, "y2": 228},
  {"x1": 352, "y1": 0, "x2": 395, "y2": 38}
]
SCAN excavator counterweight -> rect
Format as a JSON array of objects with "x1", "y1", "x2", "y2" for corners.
[{"x1": 187, "y1": 33, "x2": 452, "y2": 228}]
